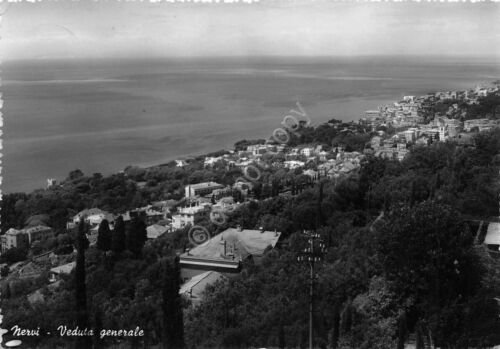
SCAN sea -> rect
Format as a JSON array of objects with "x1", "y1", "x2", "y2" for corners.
[{"x1": 1, "y1": 56, "x2": 499, "y2": 194}]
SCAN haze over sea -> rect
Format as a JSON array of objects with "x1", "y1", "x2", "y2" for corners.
[{"x1": 2, "y1": 56, "x2": 499, "y2": 194}]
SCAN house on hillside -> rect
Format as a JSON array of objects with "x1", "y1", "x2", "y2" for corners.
[
  {"x1": 1, "y1": 228, "x2": 29, "y2": 252},
  {"x1": 303, "y1": 169, "x2": 319, "y2": 181},
  {"x1": 67, "y1": 208, "x2": 115, "y2": 230},
  {"x1": 284, "y1": 160, "x2": 305, "y2": 170},
  {"x1": 24, "y1": 225, "x2": 55, "y2": 245},
  {"x1": 300, "y1": 147, "x2": 314, "y2": 157},
  {"x1": 49, "y1": 262, "x2": 76, "y2": 283},
  {"x1": 185, "y1": 182, "x2": 224, "y2": 199},
  {"x1": 484, "y1": 222, "x2": 500, "y2": 253},
  {"x1": 179, "y1": 271, "x2": 226, "y2": 306},
  {"x1": 32, "y1": 250, "x2": 58, "y2": 265},
  {"x1": 18, "y1": 262, "x2": 45, "y2": 279},
  {"x1": 176, "y1": 160, "x2": 188, "y2": 167},
  {"x1": 123, "y1": 205, "x2": 168, "y2": 226},
  {"x1": 179, "y1": 226, "x2": 281, "y2": 280},
  {"x1": 147, "y1": 224, "x2": 169, "y2": 239},
  {"x1": 171, "y1": 203, "x2": 211, "y2": 230}
]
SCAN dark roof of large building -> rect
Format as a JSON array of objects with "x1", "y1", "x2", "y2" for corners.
[{"x1": 181, "y1": 227, "x2": 281, "y2": 263}]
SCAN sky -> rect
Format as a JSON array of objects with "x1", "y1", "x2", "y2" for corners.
[{"x1": 1, "y1": 0, "x2": 500, "y2": 60}]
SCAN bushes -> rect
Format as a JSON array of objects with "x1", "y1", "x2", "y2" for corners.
[{"x1": 0, "y1": 247, "x2": 28, "y2": 264}]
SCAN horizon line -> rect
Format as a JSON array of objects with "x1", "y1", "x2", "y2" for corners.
[{"x1": 3, "y1": 53, "x2": 500, "y2": 64}]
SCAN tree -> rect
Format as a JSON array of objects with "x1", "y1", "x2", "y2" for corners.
[
  {"x1": 93, "y1": 310, "x2": 105, "y2": 349},
  {"x1": 0, "y1": 247, "x2": 28, "y2": 264},
  {"x1": 3, "y1": 283, "x2": 11, "y2": 299},
  {"x1": 162, "y1": 256, "x2": 185, "y2": 349},
  {"x1": 111, "y1": 216, "x2": 126, "y2": 254},
  {"x1": 126, "y1": 217, "x2": 147, "y2": 257},
  {"x1": 96, "y1": 219, "x2": 112, "y2": 252},
  {"x1": 68, "y1": 169, "x2": 85, "y2": 181},
  {"x1": 376, "y1": 200, "x2": 485, "y2": 348},
  {"x1": 75, "y1": 219, "x2": 90, "y2": 349}
]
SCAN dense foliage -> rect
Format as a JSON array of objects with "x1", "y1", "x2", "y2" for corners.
[{"x1": 184, "y1": 129, "x2": 500, "y2": 349}]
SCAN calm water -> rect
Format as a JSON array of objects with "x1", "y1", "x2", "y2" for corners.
[{"x1": 2, "y1": 56, "x2": 499, "y2": 193}]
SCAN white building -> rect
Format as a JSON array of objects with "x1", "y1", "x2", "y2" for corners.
[
  {"x1": 246, "y1": 144, "x2": 268, "y2": 156},
  {"x1": 464, "y1": 118, "x2": 495, "y2": 132},
  {"x1": 300, "y1": 147, "x2": 314, "y2": 157},
  {"x1": 1, "y1": 228, "x2": 29, "y2": 252},
  {"x1": 303, "y1": 169, "x2": 319, "y2": 181},
  {"x1": 68, "y1": 208, "x2": 115, "y2": 230},
  {"x1": 403, "y1": 129, "x2": 417, "y2": 143},
  {"x1": 438, "y1": 125, "x2": 448, "y2": 141},
  {"x1": 284, "y1": 160, "x2": 305, "y2": 170},
  {"x1": 176, "y1": 160, "x2": 188, "y2": 167},
  {"x1": 204, "y1": 157, "x2": 223, "y2": 168},
  {"x1": 318, "y1": 151, "x2": 329, "y2": 162},
  {"x1": 172, "y1": 203, "x2": 211, "y2": 230},
  {"x1": 185, "y1": 182, "x2": 224, "y2": 199}
]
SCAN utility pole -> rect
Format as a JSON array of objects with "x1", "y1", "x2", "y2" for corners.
[{"x1": 297, "y1": 231, "x2": 327, "y2": 349}]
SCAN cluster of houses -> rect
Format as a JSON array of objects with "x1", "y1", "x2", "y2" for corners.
[
  {"x1": 202, "y1": 143, "x2": 366, "y2": 188},
  {"x1": 365, "y1": 113, "x2": 498, "y2": 161},
  {"x1": 361, "y1": 84, "x2": 499, "y2": 131},
  {"x1": 359, "y1": 85, "x2": 500, "y2": 161},
  {"x1": 316, "y1": 149, "x2": 364, "y2": 181},
  {"x1": 66, "y1": 204, "x2": 173, "y2": 245}
]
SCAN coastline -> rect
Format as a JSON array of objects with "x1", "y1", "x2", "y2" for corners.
[{"x1": 2, "y1": 56, "x2": 499, "y2": 194}]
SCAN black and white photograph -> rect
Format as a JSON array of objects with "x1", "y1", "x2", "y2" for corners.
[{"x1": 1, "y1": 0, "x2": 500, "y2": 348}]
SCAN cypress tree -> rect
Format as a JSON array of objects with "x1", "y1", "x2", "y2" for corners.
[
  {"x1": 126, "y1": 217, "x2": 147, "y2": 257},
  {"x1": 397, "y1": 312, "x2": 408, "y2": 349},
  {"x1": 410, "y1": 180, "x2": 416, "y2": 207},
  {"x1": 111, "y1": 215, "x2": 126, "y2": 254},
  {"x1": 3, "y1": 283, "x2": 11, "y2": 299},
  {"x1": 75, "y1": 219, "x2": 90, "y2": 349},
  {"x1": 435, "y1": 172, "x2": 442, "y2": 190},
  {"x1": 162, "y1": 256, "x2": 185, "y2": 349},
  {"x1": 329, "y1": 302, "x2": 341, "y2": 349},
  {"x1": 316, "y1": 181, "x2": 325, "y2": 228},
  {"x1": 278, "y1": 324, "x2": 286, "y2": 349},
  {"x1": 340, "y1": 302, "x2": 353, "y2": 336},
  {"x1": 96, "y1": 219, "x2": 111, "y2": 252},
  {"x1": 93, "y1": 310, "x2": 104, "y2": 349}
]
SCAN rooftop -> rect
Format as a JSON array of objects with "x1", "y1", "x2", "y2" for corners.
[
  {"x1": 50, "y1": 262, "x2": 76, "y2": 275},
  {"x1": 74, "y1": 208, "x2": 106, "y2": 219},
  {"x1": 147, "y1": 224, "x2": 168, "y2": 239},
  {"x1": 5, "y1": 228, "x2": 24, "y2": 236},
  {"x1": 188, "y1": 182, "x2": 224, "y2": 190},
  {"x1": 485, "y1": 222, "x2": 500, "y2": 246},
  {"x1": 179, "y1": 271, "x2": 225, "y2": 299},
  {"x1": 183, "y1": 227, "x2": 281, "y2": 262},
  {"x1": 24, "y1": 225, "x2": 53, "y2": 233},
  {"x1": 179, "y1": 204, "x2": 210, "y2": 215}
]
